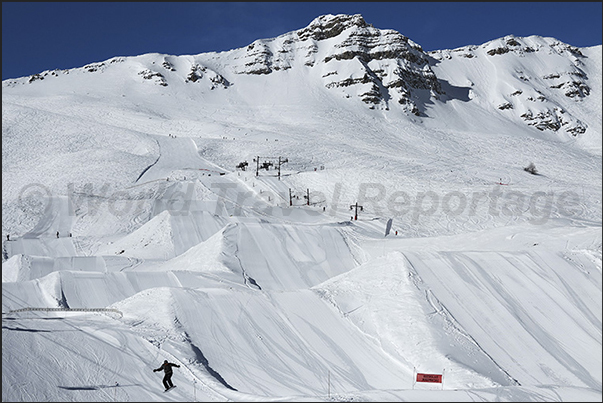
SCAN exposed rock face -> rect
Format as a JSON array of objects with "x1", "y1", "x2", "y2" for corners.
[
  {"x1": 314, "y1": 15, "x2": 442, "y2": 113},
  {"x1": 297, "y1": 13, "x2": 371, "y2": 41},
  {"x1": 139, "y1": 69, "x2": 168, "y2": 86},
  {"x1": 185, "y1": 63, "x2": 230, "y2": 89},
  {"x1": 429, "y1": 34, "x2": 592, "y2": 136},
  {"x1": 233, "y1": 14, "x2": 442, "y2": 113},
  {"x1": 237, "y1": 41, "x2": 276, "y2": 75}
]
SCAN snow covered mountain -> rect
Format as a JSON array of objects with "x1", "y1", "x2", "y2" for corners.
[
  {"x1": 3, "y1": 14, "x2": 598, "y2": 138},
  {"x1": 2, "y1": 13, "x2": 601, "y2": 402}
]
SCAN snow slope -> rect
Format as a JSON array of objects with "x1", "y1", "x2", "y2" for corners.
[{"x1": 2, "y1": 13, "x2": 601, "y2": 402}]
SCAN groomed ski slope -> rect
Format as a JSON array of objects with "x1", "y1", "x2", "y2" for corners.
[{"x1": 3, "y1": 225, "x2": 601, "y2": 401}]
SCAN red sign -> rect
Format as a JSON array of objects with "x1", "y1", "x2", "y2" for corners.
[{"x1": 416, "y1": 373, "x2": 442, "y2": 383}]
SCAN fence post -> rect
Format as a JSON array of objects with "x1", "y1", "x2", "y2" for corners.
[{"x1": 412, "y1": 367, "x2": 416, "y2": 390}]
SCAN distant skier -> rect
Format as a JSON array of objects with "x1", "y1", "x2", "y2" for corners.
[
  {"x1": 56, "y1": 231, "x2": 59, "y2": 238},
  {"x1": 153, "y1": 360, "x2": 180, "y2": 391}
]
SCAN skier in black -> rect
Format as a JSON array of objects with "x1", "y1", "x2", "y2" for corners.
[{"x1": 153, "y1": 360, "x2": 180, "y2": 391}]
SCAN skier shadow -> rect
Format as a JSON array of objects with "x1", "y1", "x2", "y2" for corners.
[{"x1": 58, "y1": 383, "x2": 141, "y2": 391}]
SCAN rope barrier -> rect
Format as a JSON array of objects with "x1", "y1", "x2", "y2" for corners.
[{"x1": 4, "y1": 307, "x2": 123, "y2": 318}]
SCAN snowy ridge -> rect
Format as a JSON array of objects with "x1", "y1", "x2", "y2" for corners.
[
  {"x1": 429, "y1": 35, "x2": 599, "y2": 139},
  {"x1": 2, "y1": 13, "x2": 602, "y2": 402}
]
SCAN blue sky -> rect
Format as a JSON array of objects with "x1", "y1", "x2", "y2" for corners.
[{"x1": 2, "y1": 2, "x2": 602, "y2": 80}]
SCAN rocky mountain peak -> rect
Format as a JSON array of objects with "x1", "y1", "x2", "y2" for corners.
[
  {"x1": 232, "y1": 13, "x2": 441, "y2": 114},
  {"x1": 296, "y1": 14, "x2": 371, "y2": 41}
]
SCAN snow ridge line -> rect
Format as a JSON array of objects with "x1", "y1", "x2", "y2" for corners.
[
  {"x1": 311, "y1": 286, "x2": 417, "y2": 375},
  {"x1": 401, "y1": 254, "x2": 522, "y2": 387},
  {"x1": 227, "y1": 223, "x2": 262, "y2": 290},
  {"x1": 134, "y1": 137, "x2": 161, "y2": 183},
  {"x1": 182, "y1": 330, "x2": 238, "y2": 391}
]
